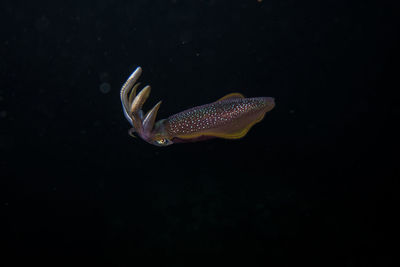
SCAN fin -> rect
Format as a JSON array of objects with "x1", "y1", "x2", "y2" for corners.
[{"x1": 217, "y1": 92, "x2": 245, "y2": 102}]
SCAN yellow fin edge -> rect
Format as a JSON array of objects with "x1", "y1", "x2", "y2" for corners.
[{"x1": 217, "y1": 92, "x2": 245, "y2": 102}]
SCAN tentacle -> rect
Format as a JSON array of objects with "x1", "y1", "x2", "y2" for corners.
[
  {"x1": 120, "y1": 66, "x2": 164, "y2": 143},
  {"x1": 143, "y1": 101, "x2": 162, "y2": 133},
  {"x1": 129, "y1": 85, "x2": 151, "y2": 131},
  {"x1": 120, "y1": 67, "x2": 142, "y2": 126},
  {"x1": 128, "y1": 82, "x2": 141, "y2": 105},
  {"x1": 128, "y1": 128, "x2": 136, "y2": 138}
]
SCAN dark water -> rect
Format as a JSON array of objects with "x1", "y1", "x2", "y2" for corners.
[{"x1": 1, "y1": 0, "x2": 397, "y2": 266}]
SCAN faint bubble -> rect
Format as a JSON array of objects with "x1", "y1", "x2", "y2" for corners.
[
  {"x1": 99, "y1": 82, "x2": 111, "y2": 94},
  {"x1": 289, "y1": 109, "x2": 295, "y2": 114},
  {"x1": 0, "y1": 111, "x2": 7, "y2": 118},
  {"x1": 35, "y1": 16, "x2": 50, "y2": 31}
]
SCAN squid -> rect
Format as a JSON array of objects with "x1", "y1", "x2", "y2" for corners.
[{"x1": 120, "y1": 66, "x2": 275, "y2": 146}]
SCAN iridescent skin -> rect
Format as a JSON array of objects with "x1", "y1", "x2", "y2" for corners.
[{"x1": 120, "y1": 67, "x2": 275, "y2": 147}]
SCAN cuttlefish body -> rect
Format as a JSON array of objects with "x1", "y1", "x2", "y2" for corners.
[{"x1": 120, "y1": 67, "x2": 275, "y2": 146}]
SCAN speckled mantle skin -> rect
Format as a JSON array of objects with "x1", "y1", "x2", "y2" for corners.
[{"x1": 162, "y1": 96, "x2": 275, "y2": 141}]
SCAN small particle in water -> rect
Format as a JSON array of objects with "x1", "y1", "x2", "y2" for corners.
[
  {"x1": 0, "y1": 96, "x2": 3, "y2": 101},
  {"x1": 180, "y1": 30, "x2": 193, "y2": 45},
  {"x1": 0, "y1": 111, "x2": 7, "y2": 118},
  {"x1": 99, "y1": 82, "x2": 111, "y2": 94}
]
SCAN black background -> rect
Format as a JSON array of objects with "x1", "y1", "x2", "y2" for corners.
[{"x1": 1, "y1": 0, "x2": 398, "y2": 266}]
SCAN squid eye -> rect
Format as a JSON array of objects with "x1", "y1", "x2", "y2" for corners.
[{"x1": 155, "y1": 138, "x2": 171, "y2": 146}]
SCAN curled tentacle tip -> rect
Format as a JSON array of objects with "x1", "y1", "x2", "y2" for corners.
[{"x1": 128, "y1": 128, "x2": 136, "y2": 138}]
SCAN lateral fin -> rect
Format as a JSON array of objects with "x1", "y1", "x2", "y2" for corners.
[{"x1": 217, "y1": 92, "x2": 245, "y2": 101}]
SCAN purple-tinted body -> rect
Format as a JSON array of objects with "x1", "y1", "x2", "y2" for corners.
[{"x1": 157, "y1": 95, "x2": 275, "y2": 142}]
